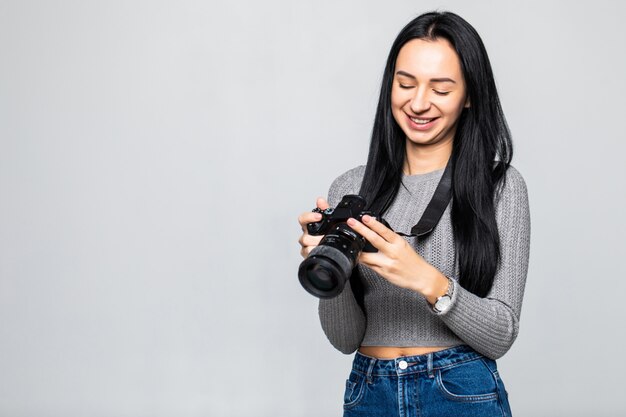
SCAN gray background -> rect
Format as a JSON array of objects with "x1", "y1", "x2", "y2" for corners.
[{"x1": 1, "y1": 0, "x2": 625, "y2": 416}]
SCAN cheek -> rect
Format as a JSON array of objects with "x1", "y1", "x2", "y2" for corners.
[
  {"x1": 441, "y1": 98, "x2": 466, "y2": 117},
  {"x1": 390, "y1": 101, "x2": 405, "y2": 125},
  {"x1": 390, "y1": 91, "x2": 406, "y2": 114}
]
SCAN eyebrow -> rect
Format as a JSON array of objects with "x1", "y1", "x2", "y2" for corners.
[{"x1": 395, "y1": 70, "x2": 457, "y2": 84}]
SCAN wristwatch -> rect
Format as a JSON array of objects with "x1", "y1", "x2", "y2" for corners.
[{"x1": 432, "y1": 277, "x2": 455, "y2": 313}]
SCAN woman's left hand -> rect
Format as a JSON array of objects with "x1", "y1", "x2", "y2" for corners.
[{"x1": 346, "y1": 215, "x2": 446, "y2": 300}]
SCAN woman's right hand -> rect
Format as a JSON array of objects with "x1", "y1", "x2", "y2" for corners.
[{"x1": 298, "y1": 197, "x2": 330, "y2": 258}]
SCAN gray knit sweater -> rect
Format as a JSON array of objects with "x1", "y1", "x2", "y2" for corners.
[{"x1": 318, "y1": 165, "x2": 530, "y2": 360}]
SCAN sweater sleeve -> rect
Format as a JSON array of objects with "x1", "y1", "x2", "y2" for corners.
[
  {"x1": 435, "y1": 166, "x2": 531, "y2": 360},
  {"x1": 317, "y1": 167, "x2": 367, "y2": 354}
]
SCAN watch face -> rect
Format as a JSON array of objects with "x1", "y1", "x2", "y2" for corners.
[{"x1": 434, "y1": 295, "x2": 452, "y2": 313}]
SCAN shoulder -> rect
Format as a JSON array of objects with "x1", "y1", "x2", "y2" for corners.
[
  {"x1": 495, "y1": 164, "x2": 530, "y2": 224},
  {"x1": 330, "y1": 165, "x2": 366, "y2": 191},
  {"x1": 497, "y1": 164, "x2": 529, "y2": 202},
  {"x1": 504, "y1": 164, "x2": 527, "y2": 189},
  {"x1": 327, "y1": 165, "x2": 366, "y2": 207}
]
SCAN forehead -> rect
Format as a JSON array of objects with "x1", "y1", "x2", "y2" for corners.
[{"x1": 395, "y1": 38, "x2": 463, "y2": 79}]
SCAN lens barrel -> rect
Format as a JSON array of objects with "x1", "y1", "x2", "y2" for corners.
[{"x1": 298, "y1": 224, "x2": 364, "y2": 298}]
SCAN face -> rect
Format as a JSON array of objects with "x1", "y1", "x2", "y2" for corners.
[{"x1": 391, "y1": 38, "x2": 469, "y2": 149}]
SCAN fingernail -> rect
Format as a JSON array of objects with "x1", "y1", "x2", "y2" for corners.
[
  {"x1": 362, "y1": 215, "x2": 371, "y2": 223},
  {"x1": 314, "y1": 213, "x2": 322, "y2": 219},
  {"x1": 347, "y1": 218, "x2": 356, "y2": 226}
]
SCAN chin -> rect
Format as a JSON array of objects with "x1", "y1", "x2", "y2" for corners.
[{"x1": 405, "y1": 134, "x2": 442, "y2": 146}]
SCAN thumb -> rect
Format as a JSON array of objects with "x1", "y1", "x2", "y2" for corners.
[{"x1": 316, "y1": 197, "x2": 330, "y2": 210}]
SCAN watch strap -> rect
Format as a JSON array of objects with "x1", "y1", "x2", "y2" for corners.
[{"x1": 433, "y1": 277, "x2": 455, "y2": 313}]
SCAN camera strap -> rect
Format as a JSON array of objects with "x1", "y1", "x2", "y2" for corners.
[
  {"x1": 350, "y1": 159, "x2": 454, "y2": 310},
  {"x1": 397, "y1": 157, "x2": 453, "y2": 238}
]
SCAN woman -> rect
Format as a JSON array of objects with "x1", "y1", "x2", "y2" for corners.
[{"x1": 297, "y1": 11, "x2": 530, "y2": 417}]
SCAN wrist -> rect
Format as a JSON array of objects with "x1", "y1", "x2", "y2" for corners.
[
  {"x1": 414, "y1": 267, "x2": 449, "y2": 305},
  {"x1": 431, "y1": 276, "x2": 455, "y2": 313}
]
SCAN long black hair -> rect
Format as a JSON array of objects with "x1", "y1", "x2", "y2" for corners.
[{"x1": 359, "y1": 11, "x2": 512, "y2": 297}]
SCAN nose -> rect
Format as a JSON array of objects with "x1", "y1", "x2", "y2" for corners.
[{"x1": 410, "y1": 88, "x2": 431, "y2": 114}]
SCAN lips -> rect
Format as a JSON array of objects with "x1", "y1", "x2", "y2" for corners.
[{"x1": 406, "y1": 114, "x2": 439, "y2": 130}]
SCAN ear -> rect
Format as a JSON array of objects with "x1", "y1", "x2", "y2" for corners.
[{"x1": 464, "y1": 96, "x2": 470, "y2": 108}]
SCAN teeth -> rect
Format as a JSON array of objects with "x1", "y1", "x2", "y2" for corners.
[{"x1": 410, "y1": 117, "x2": 434, "y2": 124}]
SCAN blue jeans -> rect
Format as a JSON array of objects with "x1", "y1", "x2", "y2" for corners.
[{"x1": 343, "y1": 345, "x2": 512, "y2": 417}]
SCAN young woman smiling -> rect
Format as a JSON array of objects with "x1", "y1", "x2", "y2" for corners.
[{"x1": 298, "y1": 11, "x2": 530, "y2": 417}]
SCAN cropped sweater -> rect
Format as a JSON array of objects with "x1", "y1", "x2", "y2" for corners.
[{"x1": 318, "y1": 165, "x2": 530, "y2": 360}]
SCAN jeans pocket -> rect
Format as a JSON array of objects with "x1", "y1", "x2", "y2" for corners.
[
  {"x1": 435, "y1": 358, "x2": 499, "y2": 403},
  {"x1": 343, "y1": 371, "x2": 366, "y2": 408}
]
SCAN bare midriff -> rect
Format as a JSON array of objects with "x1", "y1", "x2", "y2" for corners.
[{"x1": 358, "y1": 346, "x2": 450, "y2": 359}]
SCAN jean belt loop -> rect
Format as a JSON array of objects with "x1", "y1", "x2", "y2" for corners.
[
  {"x1": 366, "y1": 358, "x2": 376, "y2": 384},
  {"x1": 427, "y1": 353, "x2": 434, "y2": 379}
]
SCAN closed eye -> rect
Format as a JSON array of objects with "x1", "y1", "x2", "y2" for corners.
[{"x1": 433, "y1": 90, "x2": 450, "y2": 96}]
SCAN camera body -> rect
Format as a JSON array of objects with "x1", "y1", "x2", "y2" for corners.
[
  {"x1": 307, "y1": 194, "x2": 385, "y2": 253},
  {"x1": 298, "y1": 195, "x2": 391, "y2": 299}
]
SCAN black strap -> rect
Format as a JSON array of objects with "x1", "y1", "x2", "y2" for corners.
[
  {"x1": 350, "y1": 159, "x2": 453, "y2": 311},
  {"x1": 398, "y1": 157, "x2": 453, "y2": 238}
]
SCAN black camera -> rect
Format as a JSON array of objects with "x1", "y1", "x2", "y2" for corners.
[{"x1": 298, "y1": 195, "x2": 390, "y2": 299}]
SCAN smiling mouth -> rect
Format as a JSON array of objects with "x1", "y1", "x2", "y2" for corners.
[{"x1": 409, "y1": 116, "x2": 438, "y2": 124}]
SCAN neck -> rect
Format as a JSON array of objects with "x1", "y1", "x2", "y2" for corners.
[{"x1": 403, "y1": 138, "x2": 453, "y2": 175}]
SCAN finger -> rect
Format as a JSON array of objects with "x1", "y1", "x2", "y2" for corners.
[
  {"x1": 316, "y1": 197, "x2": 330, "y2": 210},
  {"x1": 358, "y1": 251, "x2": 385, "y2": 267},
  {"x1": 346, "y1": 217, "x2": 389, "y2": 250},
  {"x1": 298, "y1": 234, "x2": 323, "y2": 248},
  {"x1": 361, "y1": 215, "x2": 398, "y2": 243},
  {"x1": 300, "y1": 245, "x2": 317, "y2": 258},
  {"x1": 298, "y1": 211, "x2": 323, "y2": 229}
]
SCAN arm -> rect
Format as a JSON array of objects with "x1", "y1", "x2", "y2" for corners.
[
  {"x1": 435, "y1": 167, "x2": 531, "y2": 359},
  {"x1": 317, "y1": 169, "x2": 367, "y2": 354},
  {"x1": 347, "y1": 166, "x2": 530, "y2": 359},
  {"x1": 318, "y1": 280, "x2": 366, "y2": 354}
]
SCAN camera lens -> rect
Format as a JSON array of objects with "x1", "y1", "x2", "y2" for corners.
[
  {"x1": 299, "y1": 256, "x2": 345, "y2": 298},
  {"x1": 307, "y1": 264, "x2": 335, "y2": 291},
  {"x1": 298, "y1": 224, "x2": 365, "y2": 298}
]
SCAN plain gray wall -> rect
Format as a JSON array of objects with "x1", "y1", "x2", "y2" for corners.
[{"x1": 1, "y1": 0, "x2": 625, "y2": 416}]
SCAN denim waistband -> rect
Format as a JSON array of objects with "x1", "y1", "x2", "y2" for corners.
[{"x1": 352, "y1": 345, "x2": 486, "y2": 377}]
